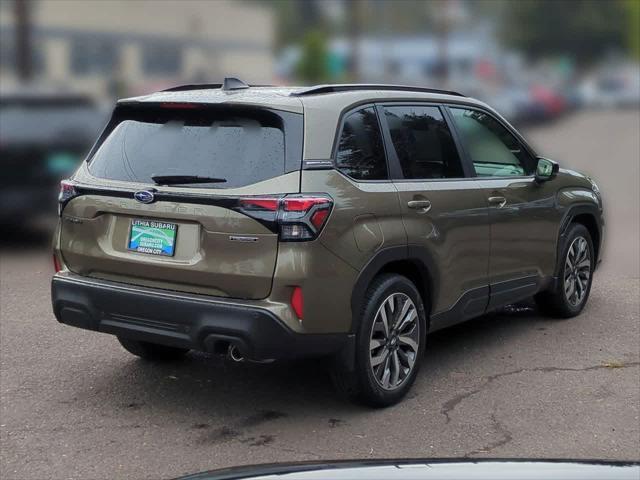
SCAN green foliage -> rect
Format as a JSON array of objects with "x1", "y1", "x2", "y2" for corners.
[
  {"x1": 295, "y1": 30, "x2": 330, "y2": 83},
  {"x1": 501, "y1": 0, "x2": 628, "y2": 65},
  {"x1": 626, "y1": 0, "x2": 640, "y2": 60}
]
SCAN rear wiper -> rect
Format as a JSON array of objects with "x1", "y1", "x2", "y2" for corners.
[{"x1": 151, "y1": 175, "x2": 227, "y2": 185}]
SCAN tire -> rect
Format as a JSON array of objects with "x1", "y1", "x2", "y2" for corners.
[
  {"x1": 535, "y1": 223, "x2": 595, "y2": 318},
  {"x1": 117, "y1": 337, "x2": 190, "y2": 361},
  {"x1": 332, "y1": 274, "x2": 427, "y2": 407}
]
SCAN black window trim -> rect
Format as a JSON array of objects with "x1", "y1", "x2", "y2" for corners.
[
  {"x1": 375, "y1": 101, "x2": 474, "y2": 182},
  {"x1": 330, "y1": 102, "x2": 392, "y2": 183},
  {"x1": 329, "y1": 99, "x2": 539, "y2": 183},
  {"x1": 443, "y1": 104, "x2": 539, "y2": 180}
]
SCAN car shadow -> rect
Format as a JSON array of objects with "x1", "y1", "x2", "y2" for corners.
[{"x1": 82, "y1": 301, "x2": 544, "y2": 427}]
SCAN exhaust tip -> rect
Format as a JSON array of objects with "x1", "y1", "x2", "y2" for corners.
[{"x1": 228, "y1": 344, "x2": 244, "y2": 362}]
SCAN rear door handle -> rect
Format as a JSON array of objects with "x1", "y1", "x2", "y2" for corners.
[
  {"x1": 407, "y1": 200, "x2": 432, "y2": 212},
  {"x1": 488, "y1": 196, "x2": 507, "y2": 208}
]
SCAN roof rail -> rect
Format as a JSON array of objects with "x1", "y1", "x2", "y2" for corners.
[{"x1": 291, "y1": 84, "x2": 465, "y2": 97}]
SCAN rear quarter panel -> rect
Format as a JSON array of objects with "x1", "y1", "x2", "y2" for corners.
[{"x1": 299, "y1": 169, "x2": 406, "y2": 332}]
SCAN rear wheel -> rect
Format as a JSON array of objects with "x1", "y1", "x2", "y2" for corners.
[
  {"x1": 117, "y1": 337, "x2": 190, "y2": 361},
  {"x1": 535, "y1": 223, "x2": 594, "y2": 318},
  {"x1": 332, "y1": 274, "x2": 427, "y2": 407}
]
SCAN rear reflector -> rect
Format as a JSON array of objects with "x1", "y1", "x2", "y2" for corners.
[
  {"x1": 291, "y1": 286, "x2": 303, "y2": 320},
  {"x1": 53, "y1": 254, "x2": 62, "y2": 273}
]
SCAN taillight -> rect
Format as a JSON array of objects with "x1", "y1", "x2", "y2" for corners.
[
  {"x1": 238, "y1": 197, "x2": 280, "y2": 211},
  {"x1": 58, "y1": 179, "x2": 78, "y2": 216},
  {"x1": 310, "y1": 209, "x2": 330, "y2": 229},
  {"x1": 279, "y1": 195, "x2": 332, "y2": 241},
  {"x1": 235, "y1": 194, "x2": 332, "y2": 242},
  {"x1": 282, "y1": 197, "x2": 330, "y2": 212}
]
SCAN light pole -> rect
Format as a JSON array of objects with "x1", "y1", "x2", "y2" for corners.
[{"x1": 15, "y1": 0, "x2": 32, "y2": 82}]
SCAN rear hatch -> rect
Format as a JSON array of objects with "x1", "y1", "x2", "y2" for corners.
[{"x1": 59, "y1": 102, "x2": 303, "y2": 299}]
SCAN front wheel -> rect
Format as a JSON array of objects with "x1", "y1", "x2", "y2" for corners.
[
  {"x1": 332, "y1": 274, "x2": 427, "y2": 407},
  {"x1": 535, "y1": 223, "x2": 595, "y2": 318}
]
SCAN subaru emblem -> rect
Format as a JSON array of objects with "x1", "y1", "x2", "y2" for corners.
[{"x1": 134, "y1": 190, "x2": 155, "y2": 204}]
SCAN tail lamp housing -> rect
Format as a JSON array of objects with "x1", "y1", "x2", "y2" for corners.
[
  {"x1": 58, "y1": 179, "x2": 78, "y2": 216},
  {"x1": 237, "y1": 194, "x2": 333, "y2": 241}
]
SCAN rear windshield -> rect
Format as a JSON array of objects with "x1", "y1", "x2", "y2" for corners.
[{"x1": 87, "y1": 104, "x2": 302, "y2": 188}]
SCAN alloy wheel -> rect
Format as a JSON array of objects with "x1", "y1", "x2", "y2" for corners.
[
  {"x1": 369, "y1": 293, "x2": 420, "y2": 391},
  {"x1": 564, "y1": 236, "x2": 591, "y2": 307}
]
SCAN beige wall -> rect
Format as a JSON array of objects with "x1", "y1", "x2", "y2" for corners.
[
  {"x1": 32, "y1": 0, "x2": 272, "y2": 45},
  {"x1": 0, "y1": 0, "x2": 275, "y2": 98}
]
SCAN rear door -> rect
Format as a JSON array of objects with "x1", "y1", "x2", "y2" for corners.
[
  {"x1": 379, "y1": 104, "x2": 490, "y2": 327},
  {"x1": 59, "y1": 103, "x2": 303, "y2": 299}
]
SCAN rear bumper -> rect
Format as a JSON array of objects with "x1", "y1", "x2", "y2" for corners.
[{"x1": 51, "y1": 273, "x2": 353, "y2": 361}]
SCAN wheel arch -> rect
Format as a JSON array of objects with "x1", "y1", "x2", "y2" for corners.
[
  {"x1": 558, "y1": 204, "x2": 602, "y2": 264},
  {"x1": 350, "y1": 246, "x2": 436, "y2": 333},
  {"x1": 571, "y1": 213, "x2": 601, "y2": 263},
  {"x1": 555, "y1": 203, "x2": 602, "y2": 281}
]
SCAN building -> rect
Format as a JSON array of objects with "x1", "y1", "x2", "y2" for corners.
[{"x1": 0, "y1": 0, "x2": 275, "y2": 99}]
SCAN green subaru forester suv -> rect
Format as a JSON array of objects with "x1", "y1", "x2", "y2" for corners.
[{"x1": 52, "y1": 80, "x2": 604, "y2": 406}]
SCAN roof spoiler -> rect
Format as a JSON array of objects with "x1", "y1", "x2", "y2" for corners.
[{"x1": 162, "y1": 77, "x2": 258, "y2": 93}]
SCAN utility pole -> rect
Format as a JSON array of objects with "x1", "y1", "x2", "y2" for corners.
[
  {"x1": 347, "y1": 0, "x2": 363, "y2": 82},
  {"x1": 15, "y1": 0, "x2": 32, "y2": 81},
  {"x1": 381, "y1": 0, "x2": 392, "y2": 83},
  {"x1": 436, "y1": 0, "x2": 451, "y2": 87}
]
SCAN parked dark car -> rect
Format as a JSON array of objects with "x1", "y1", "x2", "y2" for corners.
[{"x1": 0, "y1": 88, "x2": 106, "y2": 228}]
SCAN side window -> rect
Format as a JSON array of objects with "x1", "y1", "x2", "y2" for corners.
[
  {"x1": 383, "y1": 105, "x2": 465, "y2": 179},
  {"x1": 450, "y1": 108, "x2": 535, "y2": 177},
  {"x1": 335, "y1": 107, "x2": 388, "y2": 180}
]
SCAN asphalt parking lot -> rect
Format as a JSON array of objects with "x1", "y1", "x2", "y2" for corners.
[{"x1": 1, "y1": 110, "x2": 639, "y2": 479}]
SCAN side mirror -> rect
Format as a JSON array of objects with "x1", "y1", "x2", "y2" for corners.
[{"x1": 535, "y1": 157, "x2": 559, "y2": 183}]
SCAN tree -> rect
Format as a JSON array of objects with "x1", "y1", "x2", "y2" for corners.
[
  {"x1": 626, "y1": 0, "x2": 640, "y2": 60},
  {"x1": 296, "y1": 30, "x2": 330, "y2": 83},
  {"x1": 501, "y1": 0, "x2": 628, "y2": 66}
]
